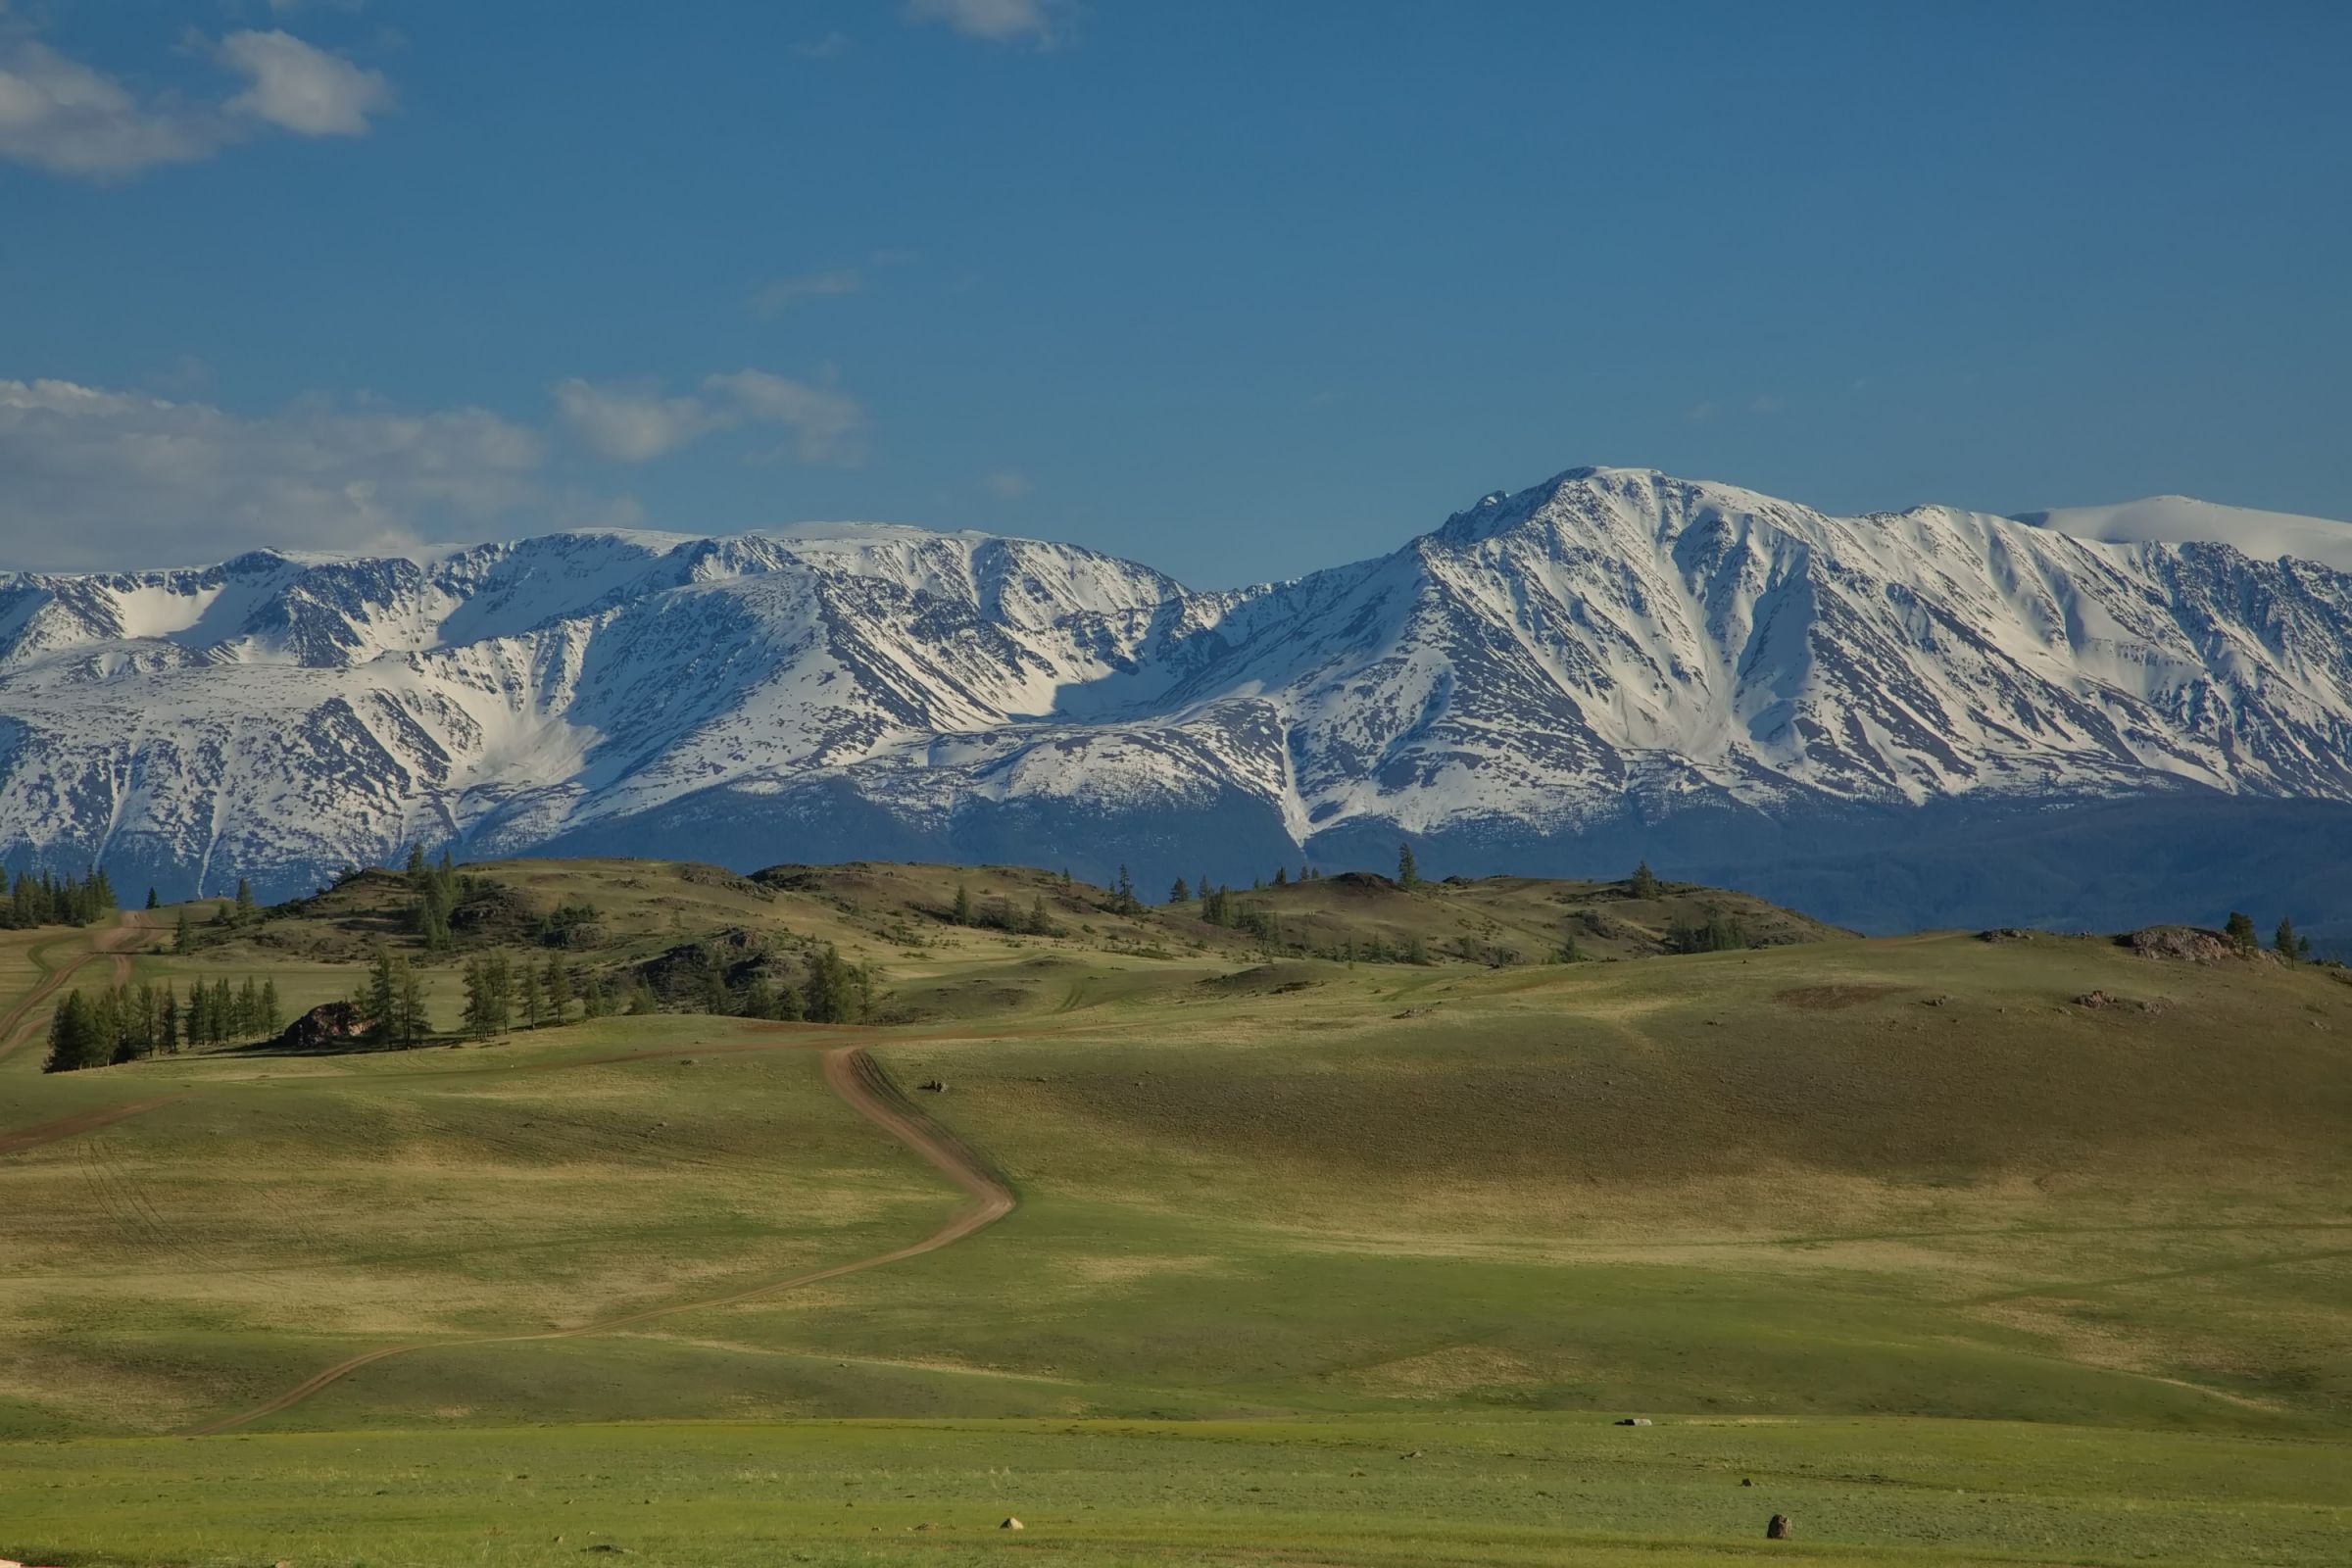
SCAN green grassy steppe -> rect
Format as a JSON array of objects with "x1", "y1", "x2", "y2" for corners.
[{"x1": 1, "y1": 859, "x2": 2347, "y2": 1564}]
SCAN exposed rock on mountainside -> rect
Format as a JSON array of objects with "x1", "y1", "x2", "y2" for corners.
[{"x1": 5, "y1": 468, "x2": 2352, "y2": 936}]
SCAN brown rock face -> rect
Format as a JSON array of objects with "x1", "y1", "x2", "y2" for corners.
[{"x1": 272, "y1": 1000, "x2": 362, "y2": 1052}]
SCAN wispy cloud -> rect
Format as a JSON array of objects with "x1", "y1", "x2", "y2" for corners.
[
  {"x1": 0, "y1": 28, "x2": 391, "y2": 180},
  {"x1": 981, "y1": 469, "x2": 1033, "y2": 499},
  {"x1": 556, "y1": 370, "x2": 867, "y2": 466},
  {"x1": 905, "y1": 0, "x2": 1074, "y2": 45},
  {"x1": 551, "y1": 379, "x2": 718, "y2": 463},
  {"x1": 748, "y1": 268, "x2": 864, "y2": 318},
  {"x1": 218, "y1": 29, "x2": 392, "y2": 137},
  {"x1": 797, "y1": 31, "x2": 854, "y2": 61},
  {"x1": 0, "y1": 377, "x2": 541, "y2": 568}
]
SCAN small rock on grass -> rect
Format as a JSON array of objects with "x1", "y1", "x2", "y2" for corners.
[{"x1": 1000, "y1": 1517, "x2": 1024, "y2": 1531}]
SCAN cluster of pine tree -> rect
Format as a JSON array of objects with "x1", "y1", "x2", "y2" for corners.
[
  {"x1": 362, "y1": 947, "x2": 434, "y2": 1047},
  {"x1": 949, "y1": 883, "x2": 1059, "y2": 937},
  {"x1": 1667, "y1": 907, "x2": 1750, "y2": 955},
  {"x1": 2224, "y1": 910, "x2": 2315, "y2": 961},
  {"x1": 684, "y1": 942, "x2": 870, "y2": 1023},
  {"x1": 801, "y1": 944, "x2": 871, "y2": 1023},
  {"x1": 4, "y1": 867, "x2": 117, "y2": 930},
  {"x1": 535, "y1": 900, "x2": 603, "y2": 948},
  {"x1": 188, "y1": 976, "x2": 282, "y2": 1044},
  {"x1": 404, "y1": 846, "x2": 464, "y2": 951},
  {"x1": 453, "y1": 951, "x2": 655, "y2": 1040},
  {"x1": 45, "y1": 975, "x2": 278, "y2": 1072}
]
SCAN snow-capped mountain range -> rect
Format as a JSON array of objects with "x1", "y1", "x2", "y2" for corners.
[{"x1": 6, "y1": 466, "x2": 2352, "y2": 935}]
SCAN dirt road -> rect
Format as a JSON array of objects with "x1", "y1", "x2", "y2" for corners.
[
  {"x1": 180, "y1": 1043, "x2": 1015, "y2": 1436},
  {"x1": 0, "y1": 912, "x2": 157, "y2": 1064}
]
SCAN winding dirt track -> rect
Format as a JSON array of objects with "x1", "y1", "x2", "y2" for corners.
[
  {"x1": 179, "y1": 1042, "x2": 1015, "y2": 1436},
  {"x1": 0, "y1": 911, "x2": 156, "y2": 1063}
]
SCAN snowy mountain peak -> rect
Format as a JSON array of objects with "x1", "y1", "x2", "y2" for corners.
[{"x1": 5, "y1": 470, "x2": 2352, "y2": 931}]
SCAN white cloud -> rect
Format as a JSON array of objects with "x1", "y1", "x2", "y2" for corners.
[
  {"x1": 981, "y1": 469, "x2": 1032, "y2": 499},
  {"x1": 552, "y1": 378, "x2": 720, "y2": 463},
  {"x1": 0, "y1": 41, "x2": 220, "y2": 177},
  {"x1": 708, "y1": 370, "x2": 868, "y2": 466},
  {"x1": 0, "y1": 378, "x2": 545, "y2": 568},
  {"x1": 797, "y1": 31, "x2": 854, "y2": 61},
  {"x1": 218, "y1": 29, "x2": 392, "y2": 137},
  {"x1": 748, "y1": 268, "x2": 863, "y2": 318},
  {"x1": 556, "y1": 371, "x2": 868, "y2": 467},
  {"x1": 905, "y1": 0, "x2": 1072, "y2": 44},
  {"x1": 0, "y1": 29, "x2": 388, "y2": 180}
]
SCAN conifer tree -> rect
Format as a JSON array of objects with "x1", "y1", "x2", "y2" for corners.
[
  {"x1": 2276, "y1": 916, "x2": 2309, "y2": 962},
  {"x1": 1169, "y1": 877, "x2": 1190, "y2": 905},
  {"x1": 145, "y1": 887, "x2": 160, "y2": 909},
  {"x1": 44, "y1": 989, "x2": 102, "y2": 1072},
  {"x1": 366, "y1": 947, "x2": 399, "y2": 1041},
  {"x1": 953, "y1": 882, "x2": 973, "y2": 925},
  {"x1": 173, "y1": 907, "x2": 193, "y2": 955},
  {"x1": 1397, "y1": 843, "x2": 1419, "y2": 888},
  {"x1": 543, "y1": 955, "x2": 571, "y2": 1023},
  {"x1": 234, "y1": 877, "x2": 257, "y2": 922},
  {"x1": 462, "y1": 957, "x2": 493, "y2": 1040},
  {"x1": 1631, "y1": 860, "x2": 1660, "y2": 899},
  {"x1": 2225, "y1": 910, "x2": 2258, "y2": 955},
  {"x1": 393, "y1": 961, "x2": 428, "y2": 1047}
]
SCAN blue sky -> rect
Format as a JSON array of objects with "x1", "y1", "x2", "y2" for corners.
[{"x1": 2, "y1": 0, "x2": 2347, "y2": 583}]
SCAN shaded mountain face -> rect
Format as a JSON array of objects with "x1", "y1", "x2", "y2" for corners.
[{"x1": 6, "y1": 469, "x2": 2352, "y2": 938}]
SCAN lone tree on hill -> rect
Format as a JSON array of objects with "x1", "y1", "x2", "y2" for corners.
[
  {"x1": 953, "y1": 881, "x2": 973, "y2": 926},
  {"x1": 2276, "y1": 916, "x2": 2311, "y2": 962},
  {"x1": 1631, "y1": 860, "x2": 1661, "y2": 899},
  {"x1": 1169, "y1": 877, "x2": 1190, "y2": 905},
  {"x1": 2224, "y1": 910, "x2": 2258, "y2": 955},
  {"x1": 1397, "y1": 843, "x2": 1419, "y2": 888}
]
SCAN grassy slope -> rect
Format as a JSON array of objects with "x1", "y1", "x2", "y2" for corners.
[{"x1": 1, "y1": 860, "x2": 2347, "y2": 1564}]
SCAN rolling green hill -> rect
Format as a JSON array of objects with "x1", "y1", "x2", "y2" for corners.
[{"x1": 0, "y1": 857, "x2": 2345, "y2": 1566}]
